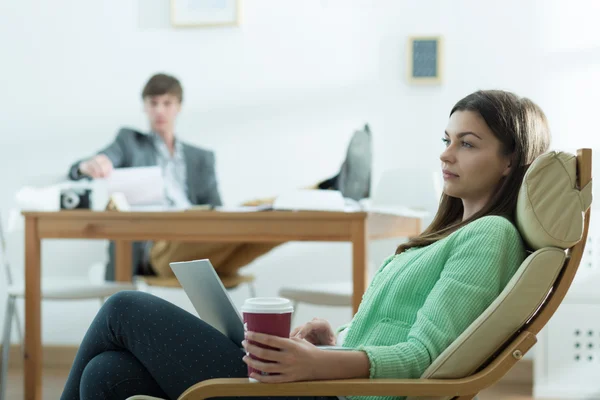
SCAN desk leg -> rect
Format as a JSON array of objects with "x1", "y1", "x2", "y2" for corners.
[
  {"x1": 24, "y1": 217, "x2": 42, "y2": 400},
  {"x1": 115, "y1": 240, "x2": 132, "y2": 282},
  {"x1": 351, "y1": 220, "x2": 368, "y2": 315}
]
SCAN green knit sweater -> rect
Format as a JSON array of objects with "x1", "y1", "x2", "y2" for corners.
[{"x1": 340, "y1": 216, "x2": 525, "y2": 400}]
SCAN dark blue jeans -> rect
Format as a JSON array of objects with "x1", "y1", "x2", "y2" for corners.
[{"x1": 60, "y1": 291, "x2": 335, "y2": 400}]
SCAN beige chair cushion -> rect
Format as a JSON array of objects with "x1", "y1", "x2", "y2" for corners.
[
  {"x1": 516, "y1": 151, "x2": 592, "y2": 251},
  {"x1": 406, "y1": 247, "x2": 566, "y2": 400},
  {"x1": 406, "y1": 150, "x2": 592, "y2": 400}
]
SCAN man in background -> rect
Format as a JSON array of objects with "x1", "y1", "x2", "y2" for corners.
[{"x1": 68, "y1": 73, "x2": 372, "y2": 288}]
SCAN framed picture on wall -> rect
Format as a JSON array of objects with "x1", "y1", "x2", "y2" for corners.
[
  {"x1": 407, "y1": 36, "x2": 443, "y2": 84},
  {"x1": 170, "y1": 0, "x2": 240, "y2": 28}
]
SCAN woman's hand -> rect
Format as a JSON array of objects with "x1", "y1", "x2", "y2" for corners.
[
  {"x1": 242, "y1": 331, "x2": 324, "y2": 383},
  {"x1": 289, "y1": 318, "x2": 336, "y2": 346}
]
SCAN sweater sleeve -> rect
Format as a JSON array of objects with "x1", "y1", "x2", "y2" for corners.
[
  {"x1": 67, "y1": 128, "x2": 130, "y2": 180},
  {"x1": 356, "y1": 216, "x2": 523, "y2": 379}
]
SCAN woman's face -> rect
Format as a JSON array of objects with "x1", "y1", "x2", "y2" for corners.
[{"x1": 440, "y1": 110, "x2": 512, "y2": 209}]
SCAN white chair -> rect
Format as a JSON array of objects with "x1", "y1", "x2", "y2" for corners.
[
  {"x1": 0, "y1": 210, "x2": 137, "y2": 400},
  {"x1": 278, "y1": 167, "x2": 440, "y2": 313}
]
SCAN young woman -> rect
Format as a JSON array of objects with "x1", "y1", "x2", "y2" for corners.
[{"x1": 61, "y1": 90, "x2": 551, "y2": 400}]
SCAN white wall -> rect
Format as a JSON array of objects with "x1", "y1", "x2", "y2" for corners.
[{"x1": 0, "y1": 0, "x2": 596, "y2": 346}]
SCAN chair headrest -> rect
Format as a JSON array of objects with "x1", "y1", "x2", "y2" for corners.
[{"x1": 516, "y1": 151, "x2": 592, "y2": 250}]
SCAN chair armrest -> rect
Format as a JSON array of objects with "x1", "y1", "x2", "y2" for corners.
[
  {"x1": 178, "y1": 377, "x2": 479, "y2": 399},
  {"x1": 178, "y1": 331, "x2": 537, "y2": 400}
]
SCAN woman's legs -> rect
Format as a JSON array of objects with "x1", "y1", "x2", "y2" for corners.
[
  {"x1": 79, "y1": 350, "x2": 168, "y2": 399},
  {"x1": 61, "y1": 290, "x2": 247, "y2": 400},
  {"x1": 61, "y1": 291, "x2": 335, "y2": 400}
]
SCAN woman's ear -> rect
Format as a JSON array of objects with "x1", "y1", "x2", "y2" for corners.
[{"x1": 502, "y1": 155, "x2": 513, "y2": 177}]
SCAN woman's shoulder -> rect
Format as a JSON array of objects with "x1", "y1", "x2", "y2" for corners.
[
  {"x1": 454, "y1": 215, "x2": 521, "y2": 243},
  {"x1": 465, "y1": 215, "x2": 516, "y2": 229}
]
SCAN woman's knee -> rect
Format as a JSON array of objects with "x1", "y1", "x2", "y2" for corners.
[
  {"x1": 79, "y1": 352, "x2": 118, "y2": 399},
  {"x1": 102, "y1": 290, "x2": 152, "y2": 313},
  {"x1": 80, "y1": 351, "x2": 161, "y2": 400},
  {"x1": 97, "y1": 290, "x2": 154, "y2": 326}
]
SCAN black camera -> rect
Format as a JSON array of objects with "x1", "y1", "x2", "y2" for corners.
[{"x1": 60, "y1": 188, "x2": 92, "y2": 210}]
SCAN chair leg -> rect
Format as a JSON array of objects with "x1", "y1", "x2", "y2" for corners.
[
  {"x1": 11, "y1": 303, "x2": 24, "y2": 357},
  {"x1": 1, "y1": 296, "x2": 16, "y2": 400}
]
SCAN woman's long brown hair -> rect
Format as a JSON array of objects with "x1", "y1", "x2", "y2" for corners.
[{"x1": 396, "y1": 90, "x2": 551, "y2": 255}]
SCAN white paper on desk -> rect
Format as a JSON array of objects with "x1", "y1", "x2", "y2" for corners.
[
  {"x1": 101, "y1": 167, "x2": 164, "y2": 205},
  {"x1": 15, "y1": 186, "x2": 61, "y2": 211},
  {"x1": 215, "y1": 205, "x2": 273, "y2": 212},
  {"x1": 273, "y1": 190, "x2": 347, "y2": 212},
  {"x1": 130, "y1": 204, "x2": 183, "y2": 212},
  {"x1": 365, "y1": 204, "x2": 429, "y2": 218}
]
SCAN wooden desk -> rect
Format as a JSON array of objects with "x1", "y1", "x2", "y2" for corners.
[{"x1": 21, "y1": 210, "x2": 421, "y2": 400}]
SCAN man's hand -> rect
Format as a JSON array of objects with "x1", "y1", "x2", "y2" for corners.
[
  {"x1": 78, "y1": 154, "x2": 114, "y2": 178},
  {"x1": 290, "y1": 318, "x2": 336, "y2": 346}
]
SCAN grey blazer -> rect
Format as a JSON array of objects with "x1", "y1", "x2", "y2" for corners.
[
  {"x1": 67, "y1": 127, "x2": 223, "y2": 280},
  {"x1": 68, "y1": 127, "x2": 222, "y2": 206}
]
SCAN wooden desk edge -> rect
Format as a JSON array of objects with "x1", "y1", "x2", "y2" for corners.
[
  {"x1": 22, "y1": 210, "x2": 369, "y2": 220},
  {"x1": 21, "y1": 210, "x2": 423, "y2": 222}
]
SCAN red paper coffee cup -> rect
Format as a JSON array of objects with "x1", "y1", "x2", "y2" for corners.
[{"x1": 241, "y1": 297, "x2": 294, "y2": 381}]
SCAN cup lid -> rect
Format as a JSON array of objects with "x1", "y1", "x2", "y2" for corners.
[{"x1": 241, "y1": 297, "x2": 294, "y2": 314}]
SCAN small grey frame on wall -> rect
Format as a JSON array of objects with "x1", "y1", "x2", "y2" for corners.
[
  {"x1": 407, "y1": 36, "x2": 443, "y2": 84},
  {"x1": 170, "y1": 0, "x2": 240, "y2": 28}
]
